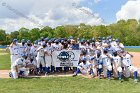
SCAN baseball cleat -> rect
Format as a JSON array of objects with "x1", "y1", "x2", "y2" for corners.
[
  {"x1": 73, "y1": 74, "x2": 77, "y2": 77},
  {"x1": 134, "y1": 79, "x2": 138, "y2": 83}
]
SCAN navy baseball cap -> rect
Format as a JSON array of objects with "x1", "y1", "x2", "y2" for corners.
[
  {"x1": 90, "y1": 57, "x2": 94, "y2": 60},
  {"x1": 13, "y1": 39, "x2": 18, "y2": 43},
  {"x1": 27, "y1": 40, "x2": 31, "y2": 44}
]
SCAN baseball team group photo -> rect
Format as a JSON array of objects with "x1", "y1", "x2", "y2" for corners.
[{"x1": 1, "y1": 0, "x2": 140, "y2": 93}]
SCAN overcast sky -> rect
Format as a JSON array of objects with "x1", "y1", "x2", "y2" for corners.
[{"x1": 0, "y1": 0, "x2": 140, "y2": 33}]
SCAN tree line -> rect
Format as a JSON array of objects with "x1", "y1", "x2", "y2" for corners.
[{"x1": 0, "y1": 19, "x2": 140, "y2": 46}]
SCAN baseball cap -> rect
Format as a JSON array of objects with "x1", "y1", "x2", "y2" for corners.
[
  {"x1": 41, "y1": 42, "x2": 46, "y2": 46},
  {"x1": 90, "y1": 57, "x2": 94, "y2": 60},
  {"x1": 21, "y1": 54, "x2": 27, "y2": 57},
  {"x1": 13, "y1": 39, "x2": 18, "y2": 43},
  {"x1": 81, "y1": 57, "x2": 86, "y2": 61}
]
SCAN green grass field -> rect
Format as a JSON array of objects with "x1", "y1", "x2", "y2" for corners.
[
  {"x1": 0, "y1": 48, "x2": 140, "y2": 93},
  {"x1": 0, "y1": 77, "x2": 140, "y2": 93},
  {"x1": 125, "y1": 48, "x2": 140, "y2": 52},
  {"x1": 0, "y1": 49, "x2": 10, "y2": 70}
]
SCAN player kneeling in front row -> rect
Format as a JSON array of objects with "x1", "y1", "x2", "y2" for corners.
[
  {"x1": 73, "y1": 57, "x2": 90, "y2": 77},
  {"x1": 122, "y1": 51, "x2": 138, "y2": 83},
  {"x1": 9, "y1": 54, "x2": 29, "y2": 79},
  {"x1": 26, "y1": 57, "x2": 37, "y2": 75}
]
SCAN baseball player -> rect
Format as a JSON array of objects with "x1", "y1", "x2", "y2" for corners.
[
  {"x1": 30, "y1": 41, "x2": 38, "y2": 62},
  {"x1": 10, "y1": 54, "x2": 27, "y2": 79},
  {"x1": 9, "y1": 39, "x2": 20, "y2": 67},
  {"x1": 44, "y1": 43, "x2": 52, "y2": 75},
  {"x1": 88, "y1": 56, "x2": 97, "y2": 77},
  {"x1": 85, "y1": 40, "x2": 92, "y2": 62},
  {"x1": 122, "y1": 52, "x2": 138, "y2": 83},
  {"x1": 52, "y1": 39, "x2": 62, "y2": 72},
  {"x1": 25, "y1": 40, "x2": 32, "y2": 57},
  {"x1": 112, "y1": 51, "x2": 123, "y2": 82},
  {"x1": 73, "y1": 57, "x2": 90, "y2": 77},
  {"x1": 19, "y1": 39, "x2": 27, "y2": 57},
  {"x1": 95, "y1": 50, "x2": 103, "y2": 78},
  {"x1": 102, "y1": 49, "x2": 112, "y2": 80},
  {"x1": 36, "y1": 42, "x2": 46, "y2": 75},
  {"x1": 26, "y1": 56, "x2": 37, "y2": 75}
]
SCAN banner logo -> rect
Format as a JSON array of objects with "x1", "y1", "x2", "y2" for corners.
[{"x1": 57, "y1": 51, "x2": 75, "y2": 62}]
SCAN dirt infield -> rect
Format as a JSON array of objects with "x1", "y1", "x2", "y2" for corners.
[
  {"x1": 0, "y1": 52, "x2": 140, "y2": 79},
  {"x1": 0, "y1": 70, "x2": 10, "y2": 78}
]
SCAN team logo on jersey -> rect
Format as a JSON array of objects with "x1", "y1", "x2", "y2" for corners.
[{"x1": 57, "y1": 51, "x2": 75, "y2": 62}]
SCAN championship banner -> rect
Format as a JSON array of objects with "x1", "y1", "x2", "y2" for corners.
[{"x1": 52, "y1": 50, "x2": 80, "y2": 67}]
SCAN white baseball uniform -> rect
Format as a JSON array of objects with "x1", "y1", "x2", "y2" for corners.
[
  {"x1": 89, "y1": 56, "x2": 97, "y2": 76},
  {"x1": 30, "y1": 45, "x2": 38, "y2": 63},
  {"x1": 122, "y1": 54, "x2": 137, "y2": 77},
  {"x1": 11, "y1": 58, "x2": 26, "y2": 79},
  {"x1": 19, "y1": 44, "x2": 27, "y2": 56},
  {"x1": 9, "y1": 44, "x2": 20, "y2": 67},
  {"x1": 102, "y1": 54, "x2": 112, "y2": 77},
  {"x1": 78, "y1": 62, "x2": 89, "y2": 74},
  {"x1": 112, "y1": 56, "x2": 122, "y2": 77},
  {"x1": 44, "y1": 46, "x2": 52, "y2": 67},
  {"x1": 36, "y1": 46, "x2": 45, "y2": 68}
]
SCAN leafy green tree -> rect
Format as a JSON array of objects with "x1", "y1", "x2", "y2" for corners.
[
  {"x1": 17, "y1": 27, "x2": 30, "y2": 41},
  {"x1": 1, "y1": 19, "x2": 140, "y2": 46},
  {"x1": 0, "y1": 29, "x2": 6, "y2": 41},
  {"x1": 54, "y1": 26, "x2": 66, "y2": 38},
  {"x1": 10, "y1": 31, "x2": 19, "y2": 40},
  {"x1": 64, "y1": 25, "x2": 78, "y2": 38},
  {"x1": 29, "y1": 28, "x2": 40, "y2": 42},
  {"x1": 40, "y1": 26, "x2": 54, "y2": 38}
]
